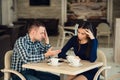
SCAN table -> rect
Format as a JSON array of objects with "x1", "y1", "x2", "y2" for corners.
[
  {"x1": 0, "y1": 30, "x2": 6, "y2": 35},
  {"x1": 22, "y1": 60, "x2": 103, "y2": 80}
]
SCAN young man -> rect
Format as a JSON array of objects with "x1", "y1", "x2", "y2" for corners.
[{"x1": 11, "y1": 20, "x2": 61, "y2": 80}]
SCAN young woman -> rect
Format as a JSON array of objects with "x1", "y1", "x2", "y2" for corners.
[{"x1": 58, "y1": 22, "x2": 99, "y2": 80}]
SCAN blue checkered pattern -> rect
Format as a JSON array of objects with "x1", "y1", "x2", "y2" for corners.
[{"x1": 11, "y1": 34, "x2": 51, "y2": 72}]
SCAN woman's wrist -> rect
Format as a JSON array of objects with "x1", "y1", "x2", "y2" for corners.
[{"x1": 90, "y1": 35, "x2": 95, "y2": 40}]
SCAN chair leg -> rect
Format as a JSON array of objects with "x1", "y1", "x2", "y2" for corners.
[
  {"x1": 108, "y1": 35, "x2": 110, "y2": 47},
  {"x1": 57, "y1": 37, "x2": 60, "y2": 47},
  {"x1": 104, "y1": 69, "x2": 108, "y2": 80}
]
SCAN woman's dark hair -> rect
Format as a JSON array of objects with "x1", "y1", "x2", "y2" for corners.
[
  {"x1": 27, "y1": 19, "x2": 45, "y2": 32},
  {"x1": 78, "y1": 21, "x2": 94, "y2": 34},
  {"x1": 77, "y1": 21, "x2": 94, "y2": 58}
]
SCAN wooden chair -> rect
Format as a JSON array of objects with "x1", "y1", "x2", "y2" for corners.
[
  {"x1": 93, "y1": 66, "x2": 111, "y2": 80},
  {"x1": 0, "y1": 50, "x2": 26, "y2": 80},
  {"x1": 93, "y1": 65, "x2": 120, "y2": 80},
  {"x1": 94, "y1": 49, "x2": 111, "y2": 80},
  {"x1": 96, "y1": 23, "x2": 111, "y2": 47},
  {"x1": 57, "y1": 25, "x2": 74, "y2": 48}
]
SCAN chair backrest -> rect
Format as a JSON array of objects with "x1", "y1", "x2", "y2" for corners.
[
  {"x1": 57, "y1": 25, "x2": 74, "y2": 48},
  {"x1": 56, "y1": 25, "x2": 65, "y2": 48},
  {"x1": 96, "y1": 49, "x2": 107, "y2": 80},
  {"x1": 74, "y1": 24, "x2": 79, "y2": 36},
  {"x1": 96, "y1": 23, "x2": 111, "y2": 36},
  {"x1": 96, "y1": 50, "x2": 107, "y2": 66},
  {"x1": 58, "y1": 25, "x2": 65, "y2": 38},
  {"x1": 4, "y1": 50, "x2": 13, "y2": 79}
]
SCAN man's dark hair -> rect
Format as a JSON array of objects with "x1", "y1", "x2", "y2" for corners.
[{"x1": 27, "y1": 19, "x2": 45, "y2": 32}]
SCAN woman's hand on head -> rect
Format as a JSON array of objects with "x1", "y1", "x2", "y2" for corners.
[{"x1": 85, "y1": 29, "x2": 95, "y2": 39}]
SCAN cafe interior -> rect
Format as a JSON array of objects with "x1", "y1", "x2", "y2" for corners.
[{"x1": 0, "y1": 0, "x2": 120, "y2": 80}]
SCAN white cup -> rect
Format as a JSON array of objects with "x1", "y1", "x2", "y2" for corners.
[
  {"x1": 50, "y1": 58, "x2": 59, "y2": 66},
  {"x1": 67, "y1": 55, "x2": 75, "y2": 63},
  {"x1": 71, "y1": 58, "x2": 80, "y2": 66}
]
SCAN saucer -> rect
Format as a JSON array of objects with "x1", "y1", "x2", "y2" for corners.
[
  {"x1": 48, "y1": 63, "x2": 61, "y2": 66},
  {"x1": 68, "y1": 63, "x2": 83, "y2": 67}
]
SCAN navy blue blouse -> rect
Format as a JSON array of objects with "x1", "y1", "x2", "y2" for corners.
[{"x1": 58, "y1": 36, "x2": 98, "y2": 62}]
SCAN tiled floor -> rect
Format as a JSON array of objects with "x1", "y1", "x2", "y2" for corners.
[{"x1": 0, "y1": 35, "x2": 119, "y2": 80}]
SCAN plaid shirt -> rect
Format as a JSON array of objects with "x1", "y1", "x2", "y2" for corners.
[{"x1": 11, "y1": 34, "x2": 51, "y2": 72}]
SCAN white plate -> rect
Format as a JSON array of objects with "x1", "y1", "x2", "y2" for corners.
[
  {"x1": 47, "y1": 63, "x2": 62, "y2": 66},
  {"x1": 68, "y1": 63, "x2": 83, "y2": 67}
]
